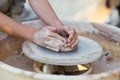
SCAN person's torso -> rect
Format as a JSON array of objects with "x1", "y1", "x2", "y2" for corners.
[
  {"x1": 0, "y1": 0, "x2": 13, "y2": 13},
  {"x1": 0, "y1": 0, "x2": 26, "y2": 21}
]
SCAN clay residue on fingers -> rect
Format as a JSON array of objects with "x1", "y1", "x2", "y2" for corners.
[{"x1": 33, "y1": 28, "x2": 77, "y2": 52}]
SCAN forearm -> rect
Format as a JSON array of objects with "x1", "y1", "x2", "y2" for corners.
[
  {"x1": 0, "y1": 12, "x2": 38, "y2": 41},
  {"x1": 29, "y1": 0, "x2": 63, "y2": 27}
]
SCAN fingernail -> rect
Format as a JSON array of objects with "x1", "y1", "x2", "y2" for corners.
[
  {"x1": 64, "y1": 44, "x2": 67, "y2": 47},
  {"x1": 68, "y1": 40, "x2": 70, "y2": 43},
  {"x1": 71, "y1": 45, "x2": 74, "y2": 48},
  {"x1": 67, "y1": 44, "x2": 71, "y2": 47}
]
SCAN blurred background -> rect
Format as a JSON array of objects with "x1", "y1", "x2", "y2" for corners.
[{"x1": 23, "y1": 0, "x2": 120, "y2": 26}]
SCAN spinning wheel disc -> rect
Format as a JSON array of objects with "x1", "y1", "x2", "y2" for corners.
[{"x1": 22, "y1": 36, "x2": 103, "y2": 66}]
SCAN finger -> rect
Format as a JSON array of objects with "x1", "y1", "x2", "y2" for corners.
[
  {"x1": 68, "y1": 34, "x2": 77, "y2": 47},
  {"x1": 68, "y1": 31, "x2": 75, "y2": 43},
  {"x1": 59, "y1": 30, "x2": 68, "y2": 37},
  {"x1": 49, "y1": 32, "x2": 66, "y2": 43},
  {"x1": 47, "y1": 26, "x2": 57, "y2": 32},
  {"x1": 64, "y1": 26, "x2": 75, "y2": 43},
  {"x1": 71, "y1": 39, "x2": 79, "y2": 48},
  {"x1": 64, "y1": 43, "x2": 67, "y2": 47}
]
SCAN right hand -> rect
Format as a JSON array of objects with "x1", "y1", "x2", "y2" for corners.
[
  {"x1": 55, "y1": 26, "x2": 78, "y2": 48},
  {"x1": 33, "y1": 26, "x2": 66, "y2": 51}
]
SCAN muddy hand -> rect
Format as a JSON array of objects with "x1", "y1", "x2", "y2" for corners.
[
  {"x1": 56, "y1": 26, "x2": 79, "y2": 48},
  {"x1": 33, "y1": 26, "x2": 66, "y2": 52}
]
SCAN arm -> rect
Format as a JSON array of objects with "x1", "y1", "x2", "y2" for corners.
[
  {"x1": 28, "y1": 0, "x2": 63, "y2": 27},
  {"x1": 0, "y1": 12, "x2": 67, "y2": 51},
  {"x1": 29, "y1": 0, "x2": 78, "y2": 48},
  {"x1": 0, "y1": 12, "x2": 38, "y2": 41}
]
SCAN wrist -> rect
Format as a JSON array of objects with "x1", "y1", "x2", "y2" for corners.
[
  {"x1": 30, "y1": 28, "x2": 39, "y2": 41},
  {"x1": 51, "y1": 21, "x2": 64, "y2": 28},
  {"x1": 17, "y1": 24, "x2": 39, "y2": 41}
]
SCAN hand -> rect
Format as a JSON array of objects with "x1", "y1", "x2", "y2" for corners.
[
  {"x1": 33, "y1": 26, "x2": 66, "y2": 51},
  {"x1": 56, "y1": 26, "x2": 79, "y2": 48}
]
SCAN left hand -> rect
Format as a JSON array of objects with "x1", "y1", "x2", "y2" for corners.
[
  {"x1": 33, "y1": 26, "x2": 66, "y2": 52},
  {"x1": 55, "y1": 26, "x2": 78, "y2": 48}
]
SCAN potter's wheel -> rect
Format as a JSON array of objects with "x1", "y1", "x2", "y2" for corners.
[{"x1": 22, "y1": 36, "x2": 103, "y2": 66}]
